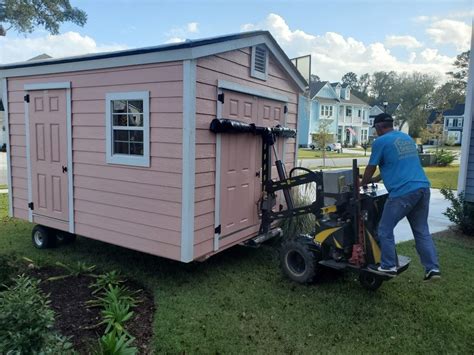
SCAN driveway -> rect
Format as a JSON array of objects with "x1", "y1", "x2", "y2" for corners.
[{"x1": 0, "y1": 152, "x2": 7, "y2": 186}]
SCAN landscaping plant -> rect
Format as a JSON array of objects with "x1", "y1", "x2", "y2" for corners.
[
  {"x1": 90, "y1": 271, "x2": 124, "y2": 295},
  {"x1": 434, "y1": 149, "x2": 456, "y2": 166},
  {"x1": 0, "y1": 275, "x2": 73, "y2": 353},
  {"x1": 95, "y1": 330, "x2": 137, "y2": 355},
  {"x1": 101, "y1": 301, "x2": 134, "y2": 336},
  {"x1": 48, "y1": 261, "x2": 96, "y2": 281},
  {"x1": 440, "y1": 188, "x2": 474, "y2": 235}
]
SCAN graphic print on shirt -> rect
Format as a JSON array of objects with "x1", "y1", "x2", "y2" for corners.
[{"x1": 394, "y1": 138, "x2": 418, "y2": 160}]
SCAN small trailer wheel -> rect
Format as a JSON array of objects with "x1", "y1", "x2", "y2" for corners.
[
  {"x1": 359, "y1": 271, "x2": 384, "y2": 291},
  {"x1": 56, "y1": 232, "x2": 77, "y2": 245},
  {"x1": 280, "y1": 236, "x2": 321, "y2": 284},
  {"x1": 32, "y1": 225, "x2": 56, "y2": 249}
]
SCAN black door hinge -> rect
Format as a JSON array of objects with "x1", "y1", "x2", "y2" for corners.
[
  {"x1": 284, "y1": 105, "x2": 288, "y2": 114},
  {"x1": 215, "y1": 225, "x2": 221, "y2": 234},
  {"x1": 62, "y1": 165, "x2": 68, "y2": 173},
  {"x1": 28, "y1": 202, "x2": 34, "y2": 210},
  {"x1": 218, "y1": 93, "x2": 224, "y2": 103},
  {"x1": 24, "y1": 94, "x2": 30, "y2": 103}
]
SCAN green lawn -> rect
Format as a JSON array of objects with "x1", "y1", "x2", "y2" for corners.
[
  {"x1": 298, "y1": 149, "x2": 366, "y2": 159},
  {"x1": 0, "y1": 185, "x2": 7, "y2": 190},
  {"x1": 0, "y1": 193, "x2": 473, "y2": 353},
  {"x1": 424, "y1": 165, "x2": 459, "y2": 189}
]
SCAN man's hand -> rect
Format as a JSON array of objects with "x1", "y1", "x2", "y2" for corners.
[{"x1": 361, "y1": 165, "x2": 377, "y2": 186}]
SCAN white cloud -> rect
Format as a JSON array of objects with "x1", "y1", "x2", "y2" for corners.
[
  {"x1": 187, "y1": 22, "x2": 199, "y2": 33},
  {"x1": 385, "y1": 35, "x2": 422, "y2": 49},
  {"x1": 241, "y1": 13, "x2": 457, "y2": 82},
  {"x1": 0, "y1": 31, "x2": 127, "y2": 64},
  {"x1": 426, "y1": 19, "x2": 471, "y2": 51},
  {"x1": 413, "y1": 15, "x2": 432, "y2": 23},
  {"x1": 165, "y1": 22, "x2": 200, "y2": 42}
]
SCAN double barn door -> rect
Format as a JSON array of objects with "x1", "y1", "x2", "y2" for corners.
[{"x1": 219, "y1": 90, "x2": 286, "y2": 239}]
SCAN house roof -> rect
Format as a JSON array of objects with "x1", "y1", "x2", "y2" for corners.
[
  {"x1": 374, "y1": 103, "x2": 400, "y2": 116},
  {"x1": 0, "y1": 31, "x2": 307, "y2": 91},
  {"x1": 309, "y1": 81, "x2": 329, "y2": 97},
  {"x1": 428, "y1": 103, "x2": 465, "y2": 123},
  {"x1": 444, "y1": 103, "x2": 465, "y2": 116},
  {"x1": 340, "y1": 93, "x2": 369, "y2": 106},
  {"x1": 28, "y1": 53, "x2": 52, "y2": 61}
]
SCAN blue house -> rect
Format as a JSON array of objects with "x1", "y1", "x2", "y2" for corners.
[
  {"x1": 427, "y1": 103, "x2": 465, "y2": 145},
  {"x1": 297, "y1": 81, "x2": 371, "y2": 147}
]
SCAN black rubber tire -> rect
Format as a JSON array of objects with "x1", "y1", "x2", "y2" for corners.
[
  {"x1": 31, "y1": 225, "x2": 56, "y2": 249},
  {"x1": 359, "y1": 271, "x2": 384, "y2": 291},
  {"x1": 310, "y1": 144, "x2": 315, "y2": 150},
  {"x1": 56, "y1": 232, "x2": 77, "y2": 245},
  {"x1": 280, "y1": 236, "x2": 321, "y2": 284}
]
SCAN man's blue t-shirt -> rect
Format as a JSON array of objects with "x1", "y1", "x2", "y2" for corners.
[{"x1": 368, "y1": 130, "x2": 430, "y2": 197}]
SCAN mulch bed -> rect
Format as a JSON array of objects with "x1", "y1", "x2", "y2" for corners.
[{"x1": 28, "y1": 266, "x2": 154, "y2": 353}]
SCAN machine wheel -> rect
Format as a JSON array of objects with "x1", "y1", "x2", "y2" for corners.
[
  {"x1": 280, "y1": 236, "x2": 322, "y2": 284},
  {"x1": 31, "y1": 225, "x2": 56, "y2": 249},
  {"x1": 56, "y1": 231, "x2": 77, "y2": 245},
  {"x1": 359, "y1": 271, "x2": 384, "y2": 291}
]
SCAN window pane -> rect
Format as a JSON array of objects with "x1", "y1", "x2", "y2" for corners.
[
  {"x1": 130, "y1": 143, "x2": 144, "y2": 156},
  {"x1": 130, "y1": 130, "x2": 143, "y2": 142},
  {"x1": 128, "y1": 100, "x2": 143, "y2": 114},
  {"x1": 112, "y1": 100, "x2": 127, "y2": 114},
  {"x1": 128, "y1": 114, "x2": 143, "y2": 127},
  {"x1": 113, "y1": 114, "x2": 128, "y2": 126},
  {"x1": 114, "y1": 130, "x2": 129, "y2": 141},
  {"x1": 114, "y1": 142, "x2": 129, "y2": 154}
]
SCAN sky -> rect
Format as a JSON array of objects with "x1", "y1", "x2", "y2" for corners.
[{"x1": 0, "y1": 0, "x2": 472, "y2": 83}]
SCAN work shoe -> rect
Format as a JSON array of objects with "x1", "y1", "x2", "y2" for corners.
[
  {"x1": 368, "y1": 264, "x2": 397, "y2": 277},
  {"x1": 423, "y1": 269, "x2": 441, "y2": 282}
]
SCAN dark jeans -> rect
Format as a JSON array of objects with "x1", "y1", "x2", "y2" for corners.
[{"x1": 378, "y1": 187, "x2": 440, "y2": 272}]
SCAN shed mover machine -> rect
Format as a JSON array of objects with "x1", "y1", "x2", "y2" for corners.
[{"x1": 210, "y1": 118, "x2": 410, "y2": 290}]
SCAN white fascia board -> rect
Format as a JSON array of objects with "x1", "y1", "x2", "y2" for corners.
[
  {"x1": 181, "y1": 59, "x2": 196, "y2": 262},
  {"x1": 1, "y1": 35, "x2": 306, "y2": 92},
  {"x1": 218, "y1": 80, "x2": 288, "y2": 102},
  {"x1": 24, "y1": 82, "x2": 71, "y2": 90},
  {"x1": 1, "y1": 78, "x2": 13, "y2": 217}
]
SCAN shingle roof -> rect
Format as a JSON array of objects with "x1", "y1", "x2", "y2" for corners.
[
  {"x1": 340, "y1": 93, "x2": 369, "y2": 106},
  {"x1": 444, "y1": 103, "x2": 465, "y2": 116},
  {"x1": 309, "y1": 81, "x2": 329, "y2": 97},
  {"x1": 316, "y1": 97, "x2": 339, "y2": 105},
  {"x1": 374, "y1": 103, "x2": 400, "y2": 116},
  {"x1": 428, "y1": 103, "x2": 465, "y2": 124}
]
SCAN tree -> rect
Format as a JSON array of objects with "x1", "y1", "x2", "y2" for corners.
[
  {"x1": 353, "y1": 72, "x2": 372, "y2": 104},
  {"x1": 429, "y1": 81, "x2": 464, "y2": 112},
  {"x1": 311, "y1": 120, "x2": 334, "y2": 168},
  {"x1": 370, "y1": 71, "x2": 398, "y2": 103},
  {"x1": 393, "y1": 72, "x2": 437, "y2": 131},
  {"x1": 0, "y1": 0, "x2": 87, "y2": 36},
  {"x1": 341, "y1": 72, "x2": 358, "y2": 88},
  {"x1": 310, "y1": 74, "x2": 320, "y2": 83},
  {"x1": 446, "y1": 50, "x2": 470, "y2": 93}
]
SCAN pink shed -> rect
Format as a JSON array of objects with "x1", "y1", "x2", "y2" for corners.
[{"x1": 0, "y1": 31, "x2": 306, "y2": 262}]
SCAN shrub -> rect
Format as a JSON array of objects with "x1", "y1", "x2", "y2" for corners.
[
  {"x1": 0, "y1": 254, "x2": 17, "y2": 288},
  {"x1": 435, "y1": 149, "x2": 456, "y2": 167},
  {"x1": 0, "y1": 275, "x2": 73, "y2": 352},
  {"x1": 95, "y1": 330, "x2": 137, "y2": 355},
  {"x1": 440, "y1": 188, "x2": 474, "y2": 236}
]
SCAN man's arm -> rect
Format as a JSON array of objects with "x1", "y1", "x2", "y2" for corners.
[{"x1": 361, "y1": 165, "x2": 377, "y2": 186}]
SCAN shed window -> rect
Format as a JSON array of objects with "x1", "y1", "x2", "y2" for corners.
[
  {"x1": 251, "y1": 45, "x2": 268, "y2": 80},
  {"x1": 106, "y1": 91, "x2": 150, "y2": 167}
]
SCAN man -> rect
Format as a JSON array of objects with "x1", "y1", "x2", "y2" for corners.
[{"x1": 361, "y1": 113, "x2": 441, "y2": 281}]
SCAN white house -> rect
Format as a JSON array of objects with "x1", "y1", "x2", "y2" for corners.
[{"x1": 369, "y1": 103, "x2": 409, "y2": 140}]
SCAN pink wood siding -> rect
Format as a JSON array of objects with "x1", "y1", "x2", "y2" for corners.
[
  {"x1": 194, "y1": 48, "x2": 299, "y2": 259},
  {"x1": 7, "y1": 62, "x2": 183, "y2": 260}
]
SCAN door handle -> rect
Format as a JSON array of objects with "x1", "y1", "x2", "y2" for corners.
[{"x1": 62, "y1": 166, "x2": 68, "y2": 173}]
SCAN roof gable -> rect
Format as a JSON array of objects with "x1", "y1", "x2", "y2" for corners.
[{"x1": 0, "y1": 31, "x2": 307, "y2": 91}]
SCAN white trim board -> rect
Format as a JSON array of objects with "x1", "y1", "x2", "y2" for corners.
[
  {"x1": 214, "y1": 87, "x2": 223, "y2": 252},
  {"x1": 24, "y1": 97, "x2": 32, "y2": 222},
  {"x1": 458, "y1": 24, "x2": 474, "y2": 195},
  {"x1": 66, "y1": 88, "x2": 74, "y2": 233},
  {"x1": 218, "y1": 80, "x2": 289, "y2": 102},
  {"x1": 2, "y1": 35, "x2": 306, "y2": 92},
  {"x1": 2, "y1": 78, "x2": 13, "y2": 217},
  {"x1": 24, "y1": 82, "x2": 71, "y2": 91},
  {"x1": 181, "y1": 59, "x2": 197, "y2": 262}
]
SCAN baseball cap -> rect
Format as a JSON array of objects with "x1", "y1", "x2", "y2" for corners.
[{"x1": 373, "y1": 113, "x2": 394, "y2": 127}]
